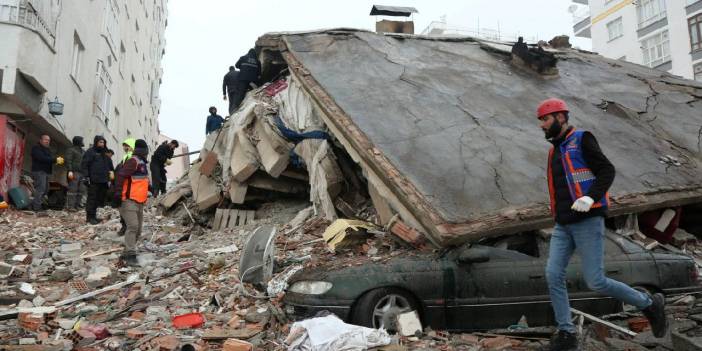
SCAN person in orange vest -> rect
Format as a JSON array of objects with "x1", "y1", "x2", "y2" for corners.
[
  {"x1": 537, "y1": 98, "x2": 667, "y2": 350},
  {"x1": 114, "y1": 139, "x2": 150, "y2": 266}
]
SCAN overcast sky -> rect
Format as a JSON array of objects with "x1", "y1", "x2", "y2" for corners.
[{"x1": 159, "y1": 0, "x2": 592, "y2": 151}]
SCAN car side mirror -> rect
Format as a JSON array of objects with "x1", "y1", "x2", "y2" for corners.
[{"x1": 457, "y1": 247, "x2": 490, "y2": 264}]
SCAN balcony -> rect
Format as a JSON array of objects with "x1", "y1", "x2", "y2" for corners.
[
  {"x1": 572, "y1": 9, "x2": 592, "y2": 38},
  {"x1": 0, "y1": 0, "x2": 56, "y2": 49}
]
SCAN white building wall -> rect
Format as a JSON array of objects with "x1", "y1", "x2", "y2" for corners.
[
  {"x1": 573, "y1": 0, "x2": 702, "y2": 80},
  {"x1": 0, "y1": 0, "x2": 167, "y2": 162}
]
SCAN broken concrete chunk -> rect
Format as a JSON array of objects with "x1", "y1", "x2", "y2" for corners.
[
  {"x1": 231, "y1": 130, "x2": 260, "y2": 182},
  {"x1": 86, "y1": 266, "x2": 112, "y2": 283},
  {"x1": 228, "y1": 180, "x2": 248, "y2": 204},
  {"x1": 397, "y1": 311, "x2": 422, "y2": 337},
  {"x1": 255, "y1": 134, "x2": 289, "y2": 178},
  {"x1": 60, "y1": 243, "x2": 82, "y2": 254},
  {"x1": 323, "y1": 219, "x2": 376, "y2": 251},
  {"x1": 189, "y1": 161, "x2": 222, "y2": 211},
  {"x1": 19, "y1": 282, "x2": 35, "y2": 295},
  {"x1": 223, "y1": 338, "x2": 253, "y2": 351}
]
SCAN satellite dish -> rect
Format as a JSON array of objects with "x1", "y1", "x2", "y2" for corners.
[{"x1": 567, "y1": 5, "x2": 579, "y2": 14}]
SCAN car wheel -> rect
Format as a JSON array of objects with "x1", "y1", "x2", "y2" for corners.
[{"x1": 351, "y1": 287, "x2": 419, "y2": 333}]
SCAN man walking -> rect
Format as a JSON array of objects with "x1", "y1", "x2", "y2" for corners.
[
  {"x1": 223, "y1": 66, "x2": 241, "y2": 115},
  {"x1": 150, "y1": 140, "x2": 178, "y2": 197},
  {"x1": 114, "y1": 139, "x2": 150, "y2": 266},
  {"x1": 206, "y1": 106, "x2": 224, "y2": 135},
  {"x1": 81, "y1": 135, "x2": 113, "y2": 224},
  {"x1": 537, "y1": 98, "x2": 667, "y2": 350},
  {"x1": 64, "y1": 136, "x2": 86, "y2": 210},
  {"x1": 30, "y1": 135, "x2": 62, "y2": 211}
]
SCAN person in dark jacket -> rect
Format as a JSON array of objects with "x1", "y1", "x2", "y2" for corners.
[
  {"x1": 229, "y1": 48, "x2": 261, "y2": 113},
  {"x1": 81, "y1": 135, "x2": 114, "y2": 224},
  {"x1": 222, "y1": 66, "x2": 241, "y2": 115},
  {"x1": 64, "y1": 136, "x2": 86, "y2": 210},
  {"x1": 537, "y1": 98, "x2": 667, "y2": 351},
  {"x1": 206, "y1": 106, "x2": 224, "y2": 135},
  {"x1": 150, "y1": 140, "x2": 178, "y2": 197},
  {"x1": 30, "y1": 135, "x2": 61, "y2": 211}
]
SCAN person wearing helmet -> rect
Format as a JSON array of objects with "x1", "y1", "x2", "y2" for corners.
[
  {"x1": 64, "y1": 136, "x2": 86, "y2": 210},
  {"x1": 537, "y1": 98, "x2": 667, "y2": 350},
  {"x1": 206, "y1": 106, "x2": 224, "y2": 135},
  {"x1": 113, "y1": 138, "x2": 136, "y2": 235}
]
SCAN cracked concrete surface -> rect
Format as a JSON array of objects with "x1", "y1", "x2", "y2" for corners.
[{"x1": 272, "y1": 30, "x2": 702, "y2": 237}]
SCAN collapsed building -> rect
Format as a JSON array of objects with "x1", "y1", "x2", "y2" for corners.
[{"x1": 162, "y1": 28, "x2": 702, "y2": 248}]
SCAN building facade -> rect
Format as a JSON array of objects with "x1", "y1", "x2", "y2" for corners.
[
  {"x1": 0, "y1": 0, "x2": 167, "y2": 195},
  {"x1": 571, "y1": 0, "x2": 702, "y2": 81}
]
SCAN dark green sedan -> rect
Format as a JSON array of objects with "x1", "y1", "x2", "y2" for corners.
[{"x1": 283, "y1": 231, "x2": 702, "y2": 331}]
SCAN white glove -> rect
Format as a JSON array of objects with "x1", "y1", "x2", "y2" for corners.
[{"x1": 571, "y1": 196, "x2": 595, "y2": 212}]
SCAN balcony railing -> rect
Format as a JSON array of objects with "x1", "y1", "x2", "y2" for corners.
[
  {"x1": 0, "y1": 0, "x2": 56, "y2": 48},
  {"x1": 420, "y1": 21, "x2": 539, "y2": 43}
]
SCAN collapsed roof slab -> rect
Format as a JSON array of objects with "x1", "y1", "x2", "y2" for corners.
[{"x1": 257, "y1": 29, "x2": 702, "y2": 247}]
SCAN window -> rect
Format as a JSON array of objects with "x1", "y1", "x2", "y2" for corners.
[
  {"x1": 135, "y1": 19, "x2": 139, "y2": 31},
  {"x1": 607, "y1": 17, "x2": 624, "y2": 41},
  {"x1": 690, "y1": 13, "x2": 702, "y2": 52},
  {"x1": 637, "y1": 0, "x2": 666, "y2": 29},
  {"x1": 70, "y1": 32, "x2": 84, "y2": 81},
  {"x1": 104, "y1": 0, "x2": 119, "y2": 49},
  {"x1": 641, "y1": 30, "x2": 671, "y2": 67},
  {"x1": 94, "y1": 61, "x2": 113, "y2": 127},
  {"x1": 695, "y1": 63, "x2": 702, "y2": 82},
  {"x1": 688, "y1": 0, "x2": 700, "y2": 6},
  {"x1": 124, "y1": 3, "x2": 129, "y2": 19}
]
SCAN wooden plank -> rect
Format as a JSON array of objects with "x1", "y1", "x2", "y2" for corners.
[
  {"x1": 228, "y1": 210, "x2": 240, "y2": 228},
  {"x1": 238, "y1": 211, "x2": 248, "y2": 226},
  {"x1": 246, "y1": 210, "x2": 255, "y2": 225},
  {"x1": 213, "y1": 209, "x2": 224, "y2": 230},
  {"x1": 570, "y1": 308, "x2": 637, "y2": 337},
  {"x1": 368, "y1": 181, "x2": 394, "y2": 226},
  {"x1": 220, "y1": 210, "x2": 231, "y2": 230}
]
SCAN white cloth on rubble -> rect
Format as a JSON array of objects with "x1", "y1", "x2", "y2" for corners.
[{"x1": 286, "y1": 314, "x2": 392, "y2": 351}]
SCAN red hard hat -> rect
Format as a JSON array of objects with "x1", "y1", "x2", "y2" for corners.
[{"x1": 537, "y1": 98, "x2": 569, "y2": 119}]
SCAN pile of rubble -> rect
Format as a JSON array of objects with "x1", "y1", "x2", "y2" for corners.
[{"x1": 2, "y1": 203, "x2": 702, "y2": 350}]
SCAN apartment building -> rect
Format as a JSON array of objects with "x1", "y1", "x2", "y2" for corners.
[
  {"x1": 0, "y1": 0, "x2": 167, "y2": 197},
  {"x1": 571, "y1": 0, "x2": 702, "y2": 81}
]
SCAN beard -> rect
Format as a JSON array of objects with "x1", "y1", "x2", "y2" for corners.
[{"x1": 544, "y1": 119, "x2": 563, "y2": 140}]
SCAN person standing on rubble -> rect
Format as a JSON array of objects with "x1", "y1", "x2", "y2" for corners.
[
  {"x1": 223, "y1": 66, "x2": 241, "y2": 115},
  {"x1": 150, "y1": 140, "x2": 178, "y2": 197},
  {"x1": 114, "y1": 139, "x2": 150, "y2": 266},
  {"x1": 81, "y1": 135, "x2": 114, "y2": 225},
  {"x1": 64, "y1": 136, "x2": 86, "y2": 210},
  {"x1": 113, "y1": 138, "x2": 136, "y2": 235},
  {"x1": 30, "y1": 134, "x2": 63, "y2": 211},
  {"x1": 206, "y1": 106, "x2": 224, "y2": 135},
  {"x1": 537, "y1": 98, "x2": 667, "y2": 350},
  {"x1": 231, "y1": 48, "x2": 261, "y2": 111}
]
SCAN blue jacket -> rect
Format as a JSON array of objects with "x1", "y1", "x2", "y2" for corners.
[{"x1": 206, "y1": 114, "x2": 224, "y2": 134}]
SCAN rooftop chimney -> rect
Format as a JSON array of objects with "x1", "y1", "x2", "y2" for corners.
[{"x1": 370, "y1": 5, "x2": 418, "y2": 34}]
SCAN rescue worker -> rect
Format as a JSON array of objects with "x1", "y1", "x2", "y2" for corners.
[
  {"x1": 114, "y1": 139, "x2": 150, "y2": 266},
  {"x1": 81, "y1": 135, "x2": 114, "y2": 224},
  {"x1": 30, "y1": 135, "x2": 63, "y2": 211},
  {"x1": 222, "y1": 66, "x2": 241, "y2": 115},
  {"x1": 150, "y1": 140, "x2": 178, "y2": 197},
  {"x1": 64, "y1": 136, "x2": 85, "y2": 210},
  {"x1": 537, "y1": 98, "x2": 667, "y2": 350},
  {"x1": 206, "y1": 106, "x2": 224, "y2": 135},
  {"x1": 114, "y1": 138, "x2": 136, "y2": 235},
  {"x1": 231, "y1": 48, "x2": 261, "y2": 112}
]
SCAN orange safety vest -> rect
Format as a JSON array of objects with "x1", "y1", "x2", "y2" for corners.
[{"x1": 121, "y1": 157, "x2": 149, "y2": 203}]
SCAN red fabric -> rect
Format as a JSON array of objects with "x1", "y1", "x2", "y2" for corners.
[
  {"x1": 537, "y1": 98, "x2": 569, "y2": 118},
  {"x1": 0, "y1": 115, "x2": 26, "y2": 201},
  {"x1": 638, "y1": 208, "x2": 682, "y2": 244}
]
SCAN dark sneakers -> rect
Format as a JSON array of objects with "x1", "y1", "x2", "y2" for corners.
[
  {"x1": 549, "y1": 330, "x2": 578, "y2": 351},
  {"x1": 120, "y1": 254, "x2": 139, "y2": 267},
  {"x1": 642, "y1": 293, "x2": 668, "y2": 338}
]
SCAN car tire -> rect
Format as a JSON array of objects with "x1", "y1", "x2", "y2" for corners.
[{"x1": 351, "y1": 287, "x2": 420, "y2": 333}]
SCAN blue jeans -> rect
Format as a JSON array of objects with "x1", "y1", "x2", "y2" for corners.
[{"x1": 545, "y1": 216, "x2": 652, "y2": 333}]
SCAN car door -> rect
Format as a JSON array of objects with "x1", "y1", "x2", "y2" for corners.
[{"x1": 446, "y1": 246, "x2": 533, "y2": 331}]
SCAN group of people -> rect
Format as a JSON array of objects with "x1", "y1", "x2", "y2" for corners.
[
  {"x1": 30, "y1": 135, "x2": 179, "y2": 265},
  {"x1": 221, "y1": 48, "x2": 262, "y2": 116}
]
